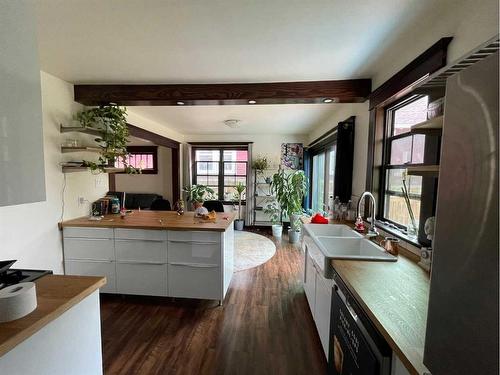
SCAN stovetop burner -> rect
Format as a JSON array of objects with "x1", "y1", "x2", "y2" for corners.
[{"x1": 0, "y1": 260, "x2": 52, "y2": 290}]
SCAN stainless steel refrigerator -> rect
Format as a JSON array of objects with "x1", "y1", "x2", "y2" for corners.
[{"x1": 424, "y1": 51, "x2": 499, "y2": 374}]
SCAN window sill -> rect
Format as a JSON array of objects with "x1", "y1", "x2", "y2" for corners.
[{"x1": 375, "y1": 220, "x2": 422, "y2": 250}]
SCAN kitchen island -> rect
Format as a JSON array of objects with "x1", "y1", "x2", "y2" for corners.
[
  {"x1": 0, "y1": 275, "x2": 105, "y2": 375},
  {"x1": 60, "y1": 211, "x2": 236, "y2": 304}
]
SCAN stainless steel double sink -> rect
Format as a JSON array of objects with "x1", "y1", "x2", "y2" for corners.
[{"x1": 302, "y1": 223, "x2": 396, "y2": 278}]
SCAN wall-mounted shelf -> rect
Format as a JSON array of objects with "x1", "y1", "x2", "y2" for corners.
[
  {"x1": 60, "y1": 124, "x2": 102, "y2": 137},
  {"x1": 61, "y1": 146, "x2": 102, "y2": 153},
  {"x1": 410, "y1": 116, "x2": 443, "y2": 135},
  {"x1": 406, "y1": 165, "x2": 440, "y2": 177},
  {"x1": 62, "y1": 166, "x2": 124, "y2": 174}
]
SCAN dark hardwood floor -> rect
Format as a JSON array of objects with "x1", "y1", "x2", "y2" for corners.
[{"x1": 100, "y1": 230, "x2": 327, "y2": 375}]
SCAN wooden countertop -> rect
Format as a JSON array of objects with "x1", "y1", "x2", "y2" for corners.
[
  {"x1": 60, "y1": 210, "x2": 237, "y2": 232},
  {"x1": 332, "y1": 257, "x2": 430, "y2": 375},
  {"x1": 0, "y1": 275, "x2": 105, "y2": 358}
]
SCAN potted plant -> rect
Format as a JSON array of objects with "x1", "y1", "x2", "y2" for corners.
[
  {"x1": 251, "y1": 155, "x2": 269, "y2": 174},
  {"x1": 182, "y1": 185, "x2": 216, "y2": 210},
  {"x1": 264, "y1": 201, "x2": 282, "y2": 237},
  {"x1": 271, "y1": 169, "x2": 308, "y2": 243},
  {"x1": 75, "y1": 104, "x2": 138, "y2": 174},
  {"x1": 233, "y1": 182, "x2": 246, "y2": 230}
]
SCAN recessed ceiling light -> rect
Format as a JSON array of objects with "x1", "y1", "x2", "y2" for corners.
[
  {"x1": 176, "y1": 101, "x2": 185, "y2": 105},
  {"x1": 248, "y1": 100, "x2": 257, "y2": 104},
  {"x1": 323, "y1": 98, "x2": 334, "y2": 103}
]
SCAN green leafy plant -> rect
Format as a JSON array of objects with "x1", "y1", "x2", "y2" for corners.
[
  {"x1": 263, "y1": 201, "x2": 281, "y2": 225},
  {"x1": 183, "y1": 185, "x2": 216, "y2": 203},
  {"x1": 270, "y1": 169, "x2": 309, "y2": 228},
  {"x1": 75, "y1": 104, "x2": 138, "y2": 174},
  {"x1": 251, "y1": 155, "x2": 270, "y2": 173},
  {"x1": 233, "y1": 182, "x2": 246, "y2": 220}
]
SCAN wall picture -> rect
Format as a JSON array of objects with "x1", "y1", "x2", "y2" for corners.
[{"x1": 280, "y1": 143, "x2": 303, "y2": 170}]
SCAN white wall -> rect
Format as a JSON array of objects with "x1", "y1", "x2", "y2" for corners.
[
  {"x1": 127, "y1": 109, "x2": 185, "y2": 143},
  {"x1": 370, "y1": 0, "x2": 499, "y2": 88},
  {"x1": 308, "y1": 103, "x2": 370, "y2": 201},
  {"x1": 114, "y1": 146, "x2": 173, "y2": 202},
  {"x1": 185, "y1": 133, "x2": 307, "y2": 168},
  {"x1": 0, "y1": 71, "x2": 109, "y2": 273}
]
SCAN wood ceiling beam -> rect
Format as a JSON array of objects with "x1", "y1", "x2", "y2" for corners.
[{"x1": 74, "y1": 79, "x2": 371, "y2": 106}]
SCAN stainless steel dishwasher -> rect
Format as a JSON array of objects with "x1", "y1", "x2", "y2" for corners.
[{"x1": 329, "y1": 271, "x2": 392, "y2": 375}]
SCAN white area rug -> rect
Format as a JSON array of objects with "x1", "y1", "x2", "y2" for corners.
[{"x1": 234, "y1": 231, "x2": 276, "y2": 272}]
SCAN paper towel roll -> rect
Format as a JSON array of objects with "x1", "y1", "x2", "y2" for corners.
[{"x1": 0, "y1": 282, "x2": 37, "y2": 323}]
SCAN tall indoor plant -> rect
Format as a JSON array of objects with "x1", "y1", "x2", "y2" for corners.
[
  {"x1": 270, "y1": 169, "x2": 308, "y2": 243},
  {"x1": 233, "y1": 182, "x2": 246, "y2": 230}
]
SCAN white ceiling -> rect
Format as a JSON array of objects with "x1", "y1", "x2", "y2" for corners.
[
  {"x1": 129, "y1": 104, "x2": 338, "y2": 135},
  {"x1": 35, "y1": 0, "x2": 471, "y2": 135},
  {"x1": 35, "y1": 0, "x2": 448, "y2": 84}
]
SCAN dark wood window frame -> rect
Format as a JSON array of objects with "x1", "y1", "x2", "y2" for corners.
[
  {"x1": 378, "y1": 94, "x2": 440, "y2": 236},
  {"x1": 191, "y1": 145, "x2": 249, "y2": 205},
  {"x1": 365, "y1": 37, "x2": 452, "y2": 246},
  {"x1": 115, "y1": 146, "x2": 159, "y2": 174}
]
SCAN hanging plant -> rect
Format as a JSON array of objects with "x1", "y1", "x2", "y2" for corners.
[{"x1": 74, "y1": 104, "x2": 139, "y2": 174}]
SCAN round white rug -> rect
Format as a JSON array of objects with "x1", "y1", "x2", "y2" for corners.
[{"x1": 234, "y1": 231, "x2": 276, "y2": 272}]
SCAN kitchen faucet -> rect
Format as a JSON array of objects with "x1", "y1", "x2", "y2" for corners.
[{"x1": 357, "y1": 191, "x2": 379, "y2": 237}]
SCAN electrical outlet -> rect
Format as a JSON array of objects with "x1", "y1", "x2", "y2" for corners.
[{"x1": 78, "y1": 196, "x2": 85, "y2": 206}]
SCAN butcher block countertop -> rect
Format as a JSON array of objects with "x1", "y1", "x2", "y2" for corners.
[
  {"x1": 0, "y1": 275, "x2": 105, "y2": 358},
  {"x1": 60, "y1": 210, "x2": 236, "y2": 232},
  {"x1": 332, "y1": 257, "x2": 430, "y2": 375}
]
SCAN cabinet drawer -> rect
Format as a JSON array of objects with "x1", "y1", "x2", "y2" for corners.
[
  {"x1": 167, "y1": 263, "x2": 221, "y2": 300},
  {"x1": 168, "y1": 230, "x2": 220, "y2": 243},
  {"x1": 116, "y1": 263, "x2": 166, "y2": 296},
  {"x1": 115, "y1": 239, "x2": 166, "y2": 263},
  {"x1": 65, "y1": 260, "x2": 116, "y2": 293},
  {"x1": 63, "y1": 227, "x2": 113, "y2": 239},
  {"x1": 114, "y1": 228, "x2": 166, "y2": 241},
  {"x1": 168, "y1": 241, "x2": 221, "y2": 265},
  {"x1": 64, "y1": 237, "x2": 114, "y2": 261}
]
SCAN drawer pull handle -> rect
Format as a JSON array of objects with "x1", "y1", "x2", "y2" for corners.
[
  {"x1": 115, "y1": 239, "x2": 165, "y2": 243},
  {"x1": 169, "y1": 262, "x2": 218, "y2": 268},
  {"x1": 65, "y1": 259, "x2": 113, "y2": 263},
  {"x1": 169, "y1": 240, "x2": 218, "y2": 245},
  {"x1": 117, "y1": 261, "x2": 165, "y2": 265},
  {"x1": 65, "y1": 238, "x2": 112, "y2": 241}
]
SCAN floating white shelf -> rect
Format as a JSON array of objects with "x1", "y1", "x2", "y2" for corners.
[{"x1": 410, "y1": 116, "x2": 443, "y2": 135}]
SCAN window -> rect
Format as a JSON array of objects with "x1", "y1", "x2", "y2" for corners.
[
  {"x1": 310, "y1": 145, "x2": 336, "y2": 212},
  {"x1": 115, "y1": 146, "x2": 158, "y2": 174},
  {"x1": 382, "y1": 96, "x2": 428, "y2": 229},
  {"x1": 193, "y1": 147, "x2": 248, "y2": 202}
]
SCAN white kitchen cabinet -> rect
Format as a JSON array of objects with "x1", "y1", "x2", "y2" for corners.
[
  {"x1": 62, "y1": 226, "x2": 233, "y2": 302},
  {"x1": 315, "y1": 270, "x2": 332, "y2": 357},
  {"x1": 63, "y1": 238, "x2": 115, "y2": 261},
  {"x1": 115, "y1": 239, "x2": 166, "y2": 263},
  {"x1": 303, "y1": 244, "x2": 332, "y2": 359},
  {"x1": 65, "y1": 260, "x2": 116, "y2": 293},
  {"x1": 168, "y1": 263, "x2": 220, "y2": 300},
  {"x1": 116, "y1": 262, "x2": 166, "y2": 296},
  {"x1": 0, "y1": 1, "x2": 45, "y2": 207},
  {"x1": 304, "y1": 249, "x2": 316, "y2": 315}
]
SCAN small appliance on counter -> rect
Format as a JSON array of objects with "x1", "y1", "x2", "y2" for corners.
[{"x1": 0, "y1": 260, "x2": 52, "y2": 290}]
